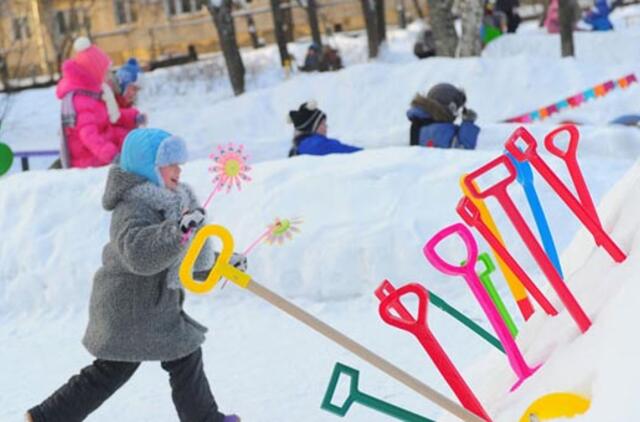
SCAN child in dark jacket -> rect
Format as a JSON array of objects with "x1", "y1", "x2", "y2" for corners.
[
  {"x1": 27, "y1": 128, "x2": 242, "y2": 422},
  {"x1": 288, "y1": 101, "x2": 362, "y2": 157},
  {"x1": 406, "y1": 83, "x2": 480, "y2": 149}
]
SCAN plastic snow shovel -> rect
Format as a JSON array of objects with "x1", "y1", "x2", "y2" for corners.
[
  {"x1": 321, "y1": 362, "x2": 434, "y2": 421},
  {"x1": 504, "y1": 125, "x2": 626, "y2": 263},
  {"x1": 506, "y1": 152, "x2": 563, "y2": 278},
  {"x1": 476, "y1": 253, "x2": 518, "y2": 338},
  {"x1": 377, "y1": 282, "x2": 492, "y2": 421},
  {"x1": 463, "y1": 156, "x2": 592, "y2": 334},
  {"x1": 519, "y1": 392, "x2": 591, "y2": 421},
  {"x1": 180, "y1": 225, "x2": 486, "y2": 422},
  {"x1": 456, "y1": 197, "x2": 558, "y2": 318},
  {"x1": 424, "y1": 223, "x2": 540, "y2": 391},
  {"x1": 376, "y1": 280, "x2": 504, "y2": 353},
  {"x1": 460, "y1": 176, "x2": 534, "y2": 321}
]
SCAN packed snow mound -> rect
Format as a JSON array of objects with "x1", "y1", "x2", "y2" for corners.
[
  {"x1": 0, "y1": 146, "x2": 631, "y2": 318},
  {"x1": 484, "y1": 29, "x2": 640, "y2": 63},
  {"x1": 435, "y1": 159, "x2": 640, "y2": 421}
]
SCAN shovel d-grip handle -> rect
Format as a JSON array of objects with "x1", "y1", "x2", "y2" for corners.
[
  {"x1": 378, "y1": 283, "x2": 430, "y2": 333},
  {"x1": 457, "y1": 197, "x2": 559, "y2": 317},
  {"x1": 321, "y1": 362, "x2": 436, "y2": 422},
  {"x1": 463, "y1": 155, "x2": 517, "y2": 201},
  {"x1": 179, "y1": 225, "x2": 252, "y2": 294},
  {"x1": 423, "y1": 223, "x2": 478, "y2": 277},
  {"x1": 321, "y1": 362, "x2": 360, "y2": 415},
  {"x1": 544, "y1": 125, "x2": 600, "y2": 228}
]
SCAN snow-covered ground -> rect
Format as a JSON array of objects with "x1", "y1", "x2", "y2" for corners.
[{"x1": 2, "y1": 6, "x2": 640, "y2": 422}]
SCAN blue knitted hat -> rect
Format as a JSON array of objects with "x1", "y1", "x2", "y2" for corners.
[
  {"x1": 116, "y1": 58, "x2": 141, "y2": 92},
  {"x1": 120, "y1": 128, "x2": 188, "y2": 187}
]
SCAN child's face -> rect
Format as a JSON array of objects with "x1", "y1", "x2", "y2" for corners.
[
  {"x1": 316, "y1": 119, "x2": 328, "y2": 136},
  {"x1": 123, "y1": 84, "x2": 140, "y2": 105},
  {"x1": 159, "y1": 164, "x2": 181, "y2": 191}
]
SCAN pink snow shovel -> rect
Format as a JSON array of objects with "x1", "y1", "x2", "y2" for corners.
[
  {"x1": 424, "y1": 223, "x2": 541, "y2": 391},
  {"x1": 377, "y1": 281, "x2": 492, "y2": 421},
  {"x1": 504, "y1": 125, "x2": 626, "y2": 263}
]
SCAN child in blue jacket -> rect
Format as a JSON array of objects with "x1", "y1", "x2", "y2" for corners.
[
  {"x1": 407, "y1": 83, "x2": 480, "y2": 149},
  {"x1": 288, "y1": 101, "x2": 362, "y2": 157}
]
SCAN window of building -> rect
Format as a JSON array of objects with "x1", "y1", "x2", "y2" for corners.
[
  {"x1": 12, "y1": 17, "x2": 31, "y2": 41},
  {"x1": 54, "y1": 9, "x2": 91, "y2": 35},
  {"x1": 165, "y1": 0, "x2": 203, "y2": 16},
  {"x1": 114, "y1": 0, "x2": 137, "y2": 25}
]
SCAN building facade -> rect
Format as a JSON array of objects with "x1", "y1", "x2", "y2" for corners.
[{"x1": 0, "y1": 0, "x2": 409, "y2": 80}]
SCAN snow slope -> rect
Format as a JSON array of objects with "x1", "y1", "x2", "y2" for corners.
[{"x1": 2, "y1": 12, "x2": 640, "y2": 422}]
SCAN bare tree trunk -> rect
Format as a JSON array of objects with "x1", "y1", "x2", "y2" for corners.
[
  {"x1": 306, "y1": 0, "x2": 323, "y2": 47},
  {"x1": 396, "y1": 0, "x2": 407, "y2": 29},
  {"x1": 246, "y1": 15, "x2": 262, "y2": 49},
  {"x1": 559, "y1": 0, "x2": 575, "y2": 57},
  {"x1": 458, "y1": 0, "x2": 483, "y2": 56},
  {"x1": 376, "y1": 0, "x2": 387, "y2": 43},
  {"x1": 360, "y1": 0, "x2": 380, "y2": 58},
  {"x1": 426, "y1": 0, "x2": 458, "y2": 56},
  {"x1": 282, "y1": 2, "x2": 295, "y2": 42},
  {"x1": 206, "y1": 2, "x2": 245, "y2": 96},
  {"x1": 270, "y1": 0, "x2": 291, "y2": 66},
  {"x1": 412, "y1": 0, "x2": 425, "y2": 19}
]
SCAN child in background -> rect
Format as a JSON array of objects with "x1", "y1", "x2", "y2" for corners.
[
  {"x1": 109, "y1": 57, "x2": 143, "y2": 108},
  {"x1": 27, "y1": 128, "x2": 242, "y2": 422},
  {"x1": 56, "y1": 38, "x2": 144, "y2": 168},
  {"x1": 288, "y1": 101, "x2": 362, "y2": 157},
  {"x1": 406, "y1": 83, "x2": 480, "y2": 149}
]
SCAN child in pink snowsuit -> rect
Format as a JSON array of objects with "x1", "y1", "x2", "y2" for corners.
[{"x1": 56, "y1": 37, "x2": 144, "y2": 168}]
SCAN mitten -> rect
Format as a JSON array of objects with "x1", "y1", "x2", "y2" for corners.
[
  {"x1": 179, "y1": 208, "x2": 206, "y2": 233},
  {"x1": 461, "y1": 107, "x2": 478, "y2": 123},
  {"x1": 229, "y1": 253, "x2": 248, "y2": 271}
]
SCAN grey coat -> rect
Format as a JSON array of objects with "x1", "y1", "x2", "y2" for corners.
[{"x1": 83, "y1": 166, "x2": 214, "y2": 362}]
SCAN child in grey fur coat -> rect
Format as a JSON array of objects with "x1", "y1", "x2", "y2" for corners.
[{"x1": 27, "y1": 128, "x2": 243, "y2": 422}]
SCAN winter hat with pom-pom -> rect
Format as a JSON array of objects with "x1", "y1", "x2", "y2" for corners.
[
  {"x1": 72, "y1": 37, "x2": 111, "y2": 85},
  {"x1": 288, "y1": 100, "x2": 326, "y2": 134},
  {"x1": 116, "y1": 58, "x2": 141, "y2": 92},
  {"x1": 120, "y1": 128, "x2": 188, "y2": 188}
]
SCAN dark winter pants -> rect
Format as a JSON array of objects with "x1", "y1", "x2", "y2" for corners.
[{"x1": 29, "y1": 348, "x2": 225, "y2": 422}]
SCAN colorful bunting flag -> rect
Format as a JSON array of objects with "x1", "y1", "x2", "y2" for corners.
[{"x1": 503, "y1": 73, "x2": 637, "y2": 123}]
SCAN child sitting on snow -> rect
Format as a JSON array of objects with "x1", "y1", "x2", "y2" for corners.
[
  {"x1": 27, "y1": 128, "x2": 243, "y2": 422},
  {"x1": 108, "y1": 57, "x2": 143, "y2": 109},
  {"x1": 288, "y1": 101, "x2": 362, "y2": 157},
  {"x1": 582, "y1": 0, "x2": 614, "y2": 31},
  {"x1": 406, "y1": 83, "x2": 480, "y2": 149}
]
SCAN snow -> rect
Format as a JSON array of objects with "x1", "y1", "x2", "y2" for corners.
[{"x1": 2, "y1": 7, "x2": 640, "y2": 422}]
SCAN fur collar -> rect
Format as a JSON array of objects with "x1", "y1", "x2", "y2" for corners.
[{"x1": 411, "y1": 93, "x2": 455, "y2": 123}]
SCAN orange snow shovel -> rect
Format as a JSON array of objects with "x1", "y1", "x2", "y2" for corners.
[{"x1": 180, "y1": 224, "x2": 488, "y2": 422}]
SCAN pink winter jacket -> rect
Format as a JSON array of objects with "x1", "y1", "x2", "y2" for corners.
[{"x1": 56, "y1": 60, "x2": 140, "y2": 168}]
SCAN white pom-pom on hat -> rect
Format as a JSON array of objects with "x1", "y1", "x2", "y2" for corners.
[
  {"x1": 305, "y1": 100, "x2": 317, "y2": 110},
  {"x1": 73, "y1": 37, "x2": 92, "y2": 52}
]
